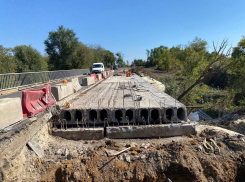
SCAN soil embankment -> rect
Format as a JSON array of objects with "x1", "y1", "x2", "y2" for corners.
[{"x1": 6, "y1": 122, "x2": 245, "y2": 182}]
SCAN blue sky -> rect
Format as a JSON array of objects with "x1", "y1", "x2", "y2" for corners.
[{"x1": 0, "y1": 0, "x2": 245, "y2": 63}]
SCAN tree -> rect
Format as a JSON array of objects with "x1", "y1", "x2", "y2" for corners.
[
  {"x1": 177, "y1": 40, "x2": 231, "y2": 101},
  {"x1": 13, "y1": 45, "x2": 48, "y2": 72},
  {"x1": 0, "y1": 46, "x2": 17, "y2": 73},
  {"x1": 104, "y1": 50, "x2": 116, "y2": 67},
  {"x1": 73, "y1": 42, "x2": 95, "y2": 69},
  {"x1": 146, "y1": 46, "x2": 171, "y2": 69},
  {"x1": 231, "y1": 36, "x2": 245, "y2": 58},
  {"x1": 115, "y1": 52, "x2": 125, "y2": 66},
  {"x1": 44, "y1": 25, "x2": 79, "y2": 70},
  {"x1": 232, "y1": 47, "x2": 244, "y2": 58},
  {"x1": 228, "y1": 36, "x2": 245, "y2": 104},
  {"x1": 133, "y1": 59, "x2": 145, "y2": 66},
  {"x1": 94, "y1": 45, "x2": 106, "y2": 63}
]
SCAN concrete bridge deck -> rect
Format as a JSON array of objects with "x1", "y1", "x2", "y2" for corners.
[{"x1": 56, "y1": 74, "x2": 187, "y2": 126}]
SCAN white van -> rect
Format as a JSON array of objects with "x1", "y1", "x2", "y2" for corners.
[{"x1": 92, "y1": 63, "x2": 105, "y2": 73}]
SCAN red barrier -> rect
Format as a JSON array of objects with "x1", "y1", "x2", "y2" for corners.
[
  {"x1": 90, "y1": 73, "x2": 98, "y2": 82},
  {"x1": 102, "y1": 71, "x2": 106, "y2": 79},
  {"x1": 42, "y1": 84, "x2": 56, "y2": 106},
  {"x1": 22, "y1": 84, "x2": 56, "y2": 117}
]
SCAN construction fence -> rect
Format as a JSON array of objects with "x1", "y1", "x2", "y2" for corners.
[{"x1": 0, "y1": 69, "x2": 90, "y2": 91}]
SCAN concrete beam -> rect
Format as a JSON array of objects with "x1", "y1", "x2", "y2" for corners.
[
  {"x1": 82, "y1": 77, "x2": 95, "y2": 86},
  {"x1": 106, "y1": 124, "x2": 196, "y2": 139},
  {"x1": 52, "y1": 128, "x2": 104, "y2": 140},
  {"x1": 96, "y1": 74, "x2": 102, "y2": 80},
  {"x1": 0, "y1": 98, "x2": 23, "y2": 130},
  {"x1": 51, "y1": 82, "x2": 74, "y2": 101}
]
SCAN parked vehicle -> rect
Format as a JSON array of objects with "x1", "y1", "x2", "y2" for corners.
[
  {"x1": 92, "y1": 63, "x2": 104, "y2": 73},
  {"x1": 113, "y1": 64, "x2": 118, "y2": 70}
]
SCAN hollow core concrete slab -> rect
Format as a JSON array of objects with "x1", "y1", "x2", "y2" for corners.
[{"x1": 106, "y1": 124, "x2": 196, "y2": 139}]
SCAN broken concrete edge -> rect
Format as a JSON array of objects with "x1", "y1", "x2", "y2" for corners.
[
  {"x1": 0, "y1": 111, "x2": 52, "y2": 179},
  {"x1": 57, "y1": 78, "x2": 105, "y2": 107},
  {"x1": 52, "y1": 128, "x2": 104, "y2": 140},
  {"x1": 106, "y1": 124, "x2": 197, "y2": 139}
]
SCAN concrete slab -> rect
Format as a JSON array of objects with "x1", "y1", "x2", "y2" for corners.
[
  {"x1": 52, "y1": 128, "x2": 104, "y2": 140},
  {"x1": 96, "y1": 74, "x2": 102, "y2": 80},
  {"x1": 106, "y1": 124, "x2": 196, "y2": 139},
  {"x1": 51, "y1": 82, "x2": 74, "y2": 101},
  {"x1": 72, "y1": 77, "x2": 82, "y2": 92},
  {"x1": 56, "y1": 74, "x2": 187, "y2": 125},
  {"x1": 0, "y1": 98, "x2": 23, "y2": 130},
  {"x1": 82, "y1": 77, "x2": 95, "y2": 86}
]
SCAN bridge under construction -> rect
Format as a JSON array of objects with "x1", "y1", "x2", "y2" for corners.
[
  {"x1": 52, "y1": 72, "x2": 195, "y2": 140},
  {"x1": 0, "y1": 69, "x2": 197, "y2": 181}
]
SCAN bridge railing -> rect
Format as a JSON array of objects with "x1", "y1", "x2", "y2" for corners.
[{"x1": 0, "y1": 69, "x2": 90, "y2": 91}]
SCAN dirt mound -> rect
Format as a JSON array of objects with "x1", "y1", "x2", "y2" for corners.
[{"x1": 8, "y1": 125, "x2": 245, "y2": 182}]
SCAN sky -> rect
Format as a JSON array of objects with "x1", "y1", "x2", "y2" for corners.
[{"x1": 1, "y1": 0, "x2": 245, "y2": 64}]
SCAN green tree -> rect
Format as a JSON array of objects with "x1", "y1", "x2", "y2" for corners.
[
  {"x1": 13, "y1": 45, "x2": 48, "y2": 72},
  {"x1": 0, "y1": 45, "x2": 17, "y2": 73},
  {"x1": 73, "y1": 42, "x2": 95, "y2": 69},
  {"x1": 177, "y1": 39, "x2": 231, "y2": 101},
  {"x1": 104, "y1": 50, "x2": 116, "y2": 67},
  {"x1": 228, "y1": 36, "x2": 245, "y2": 105},
  {"x1": 44, "y1": 25, "x2": 79, "y2": 70},
  {"x1": 133, "y1": 59, "x2": 146, "y2": 66},
  {"x1": 115, "y1": 52, "x2": 125, "y2": 66},
  {"x1": 146, "y1": 46, "x2": 170, "y2": 69}
]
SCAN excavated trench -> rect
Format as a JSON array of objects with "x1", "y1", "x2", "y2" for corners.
[{"x1": 10, "y1": 124, "x2": 245, "y2": 182}]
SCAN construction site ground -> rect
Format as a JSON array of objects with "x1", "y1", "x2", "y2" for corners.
[
  {"x1": 6, "y1": 122, "x2": 245, "y2": 182},
  {"x1": 3, "y1": 71, "x2": 245, "y2": 182}
]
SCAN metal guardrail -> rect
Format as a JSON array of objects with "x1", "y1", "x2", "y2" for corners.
[{"x1": 0, "y1": 69, "x2": 90, "y2": 91}]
